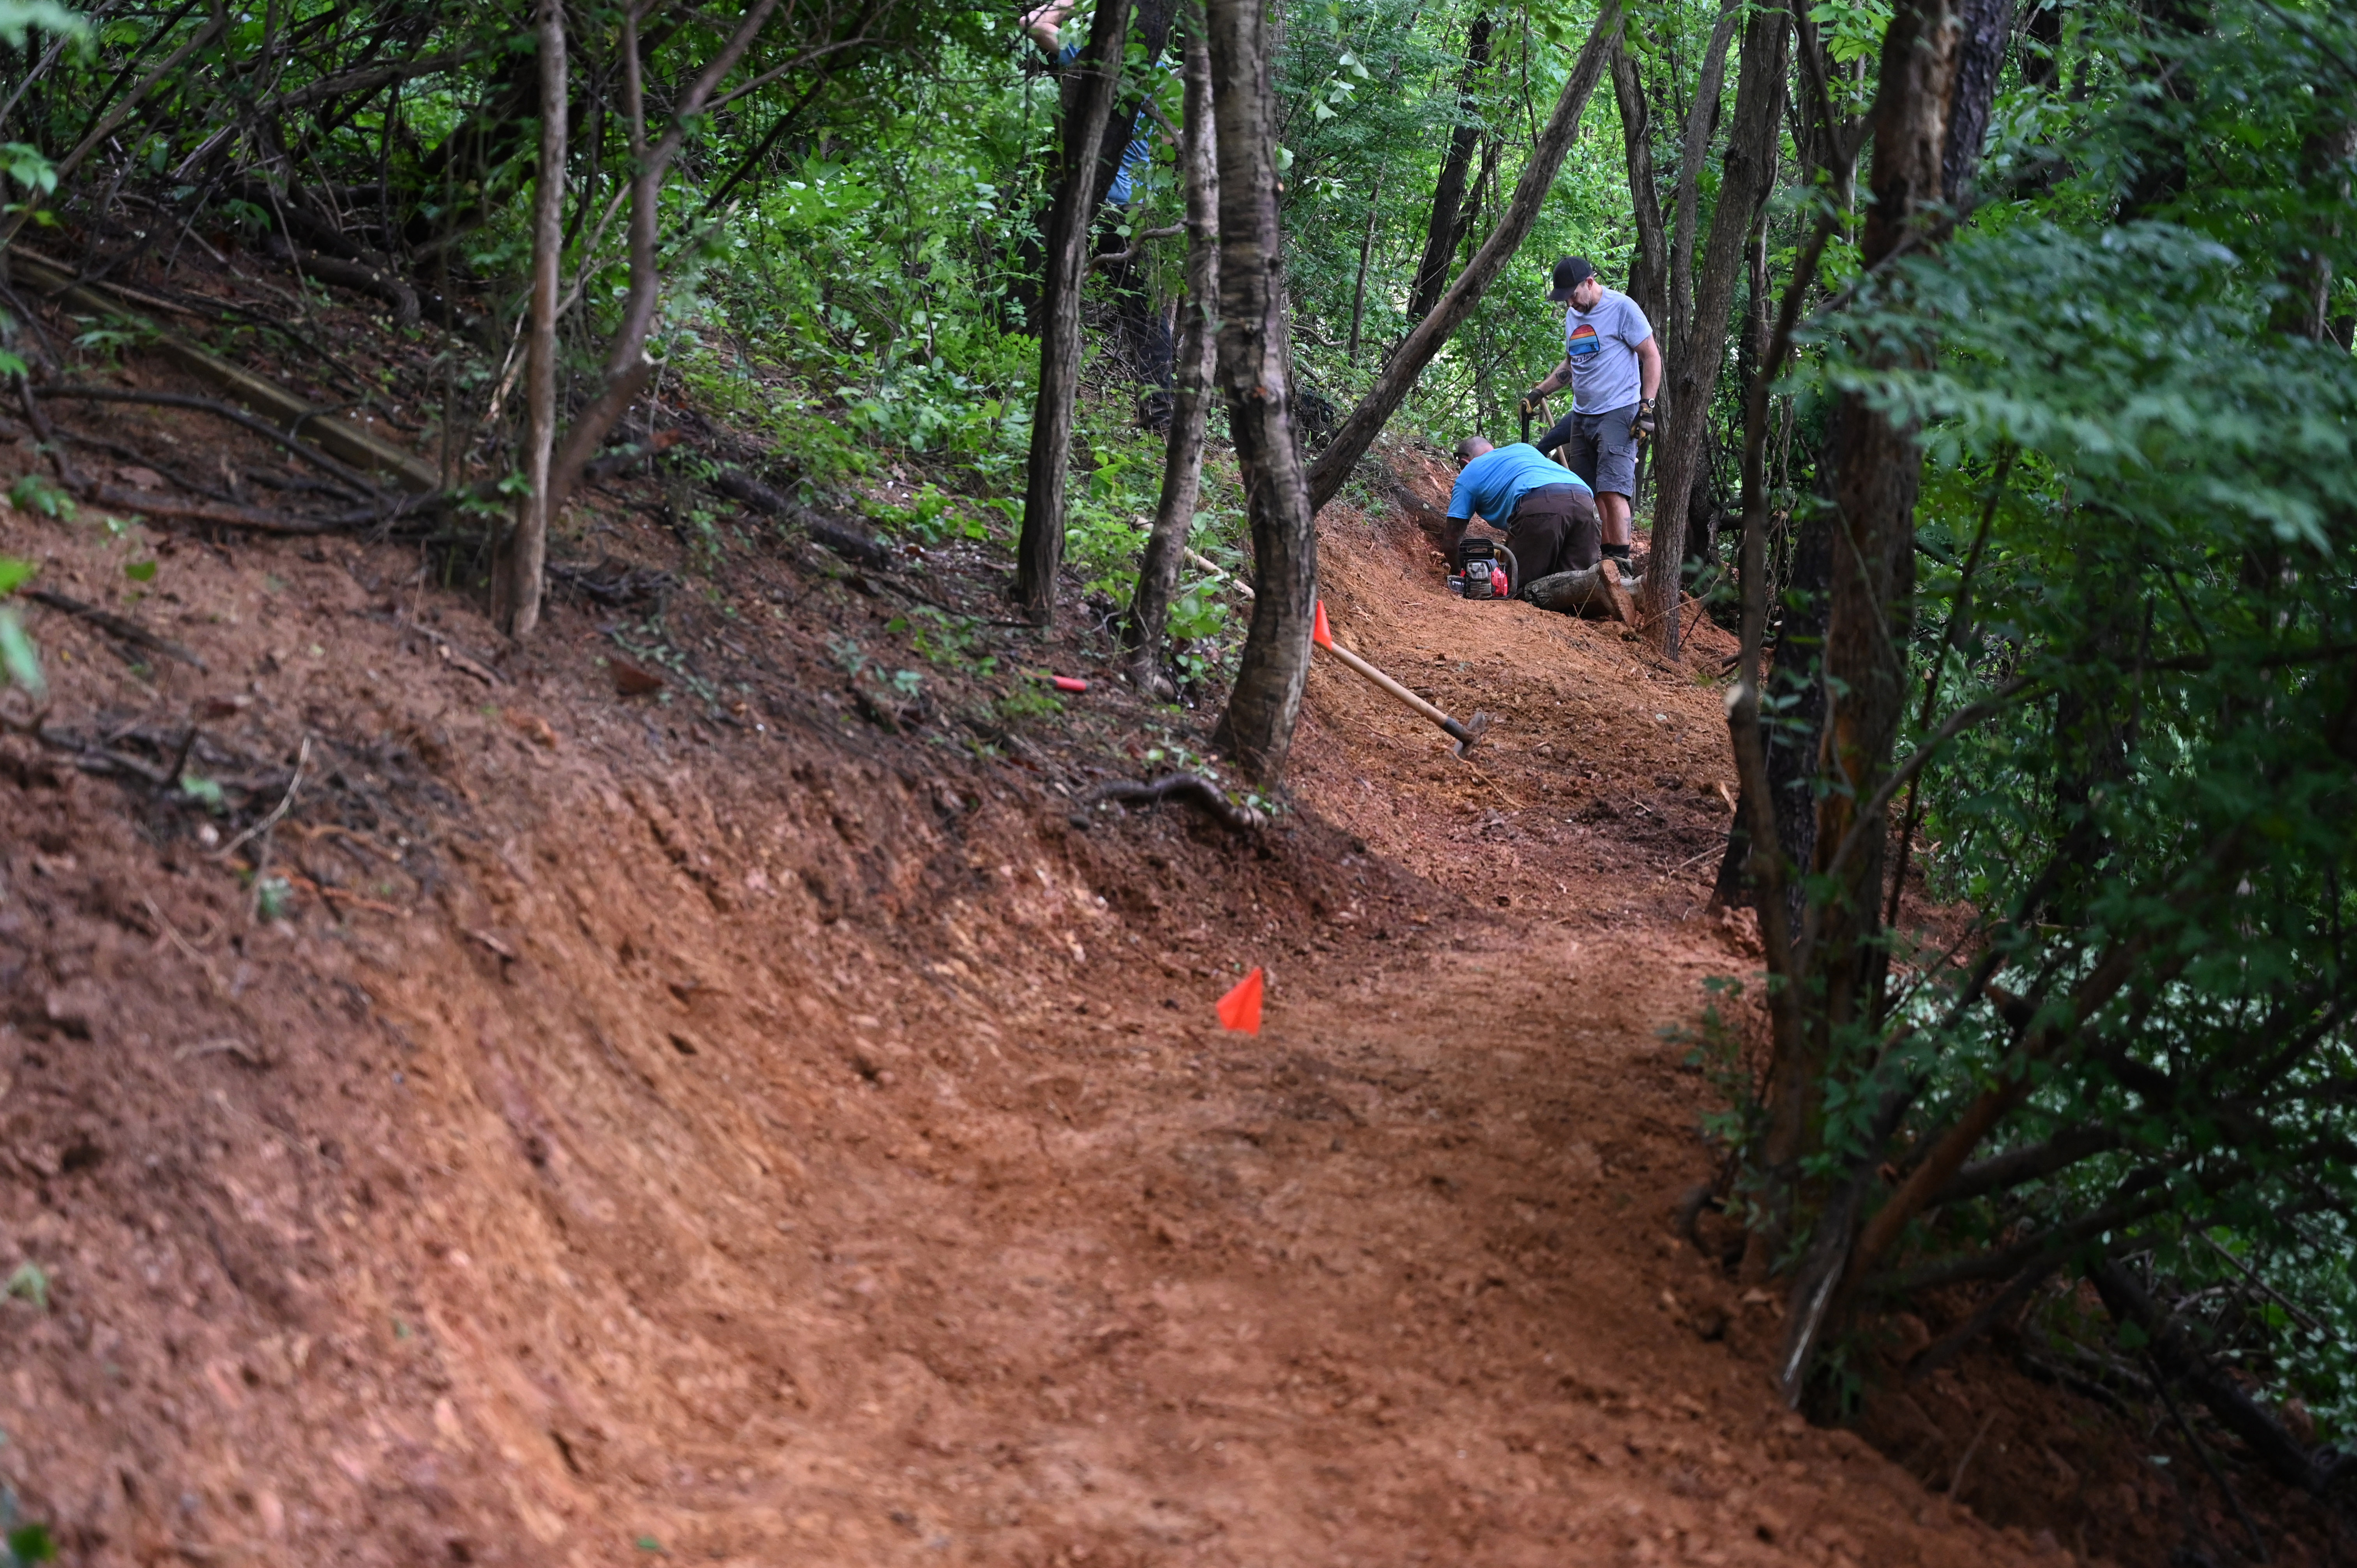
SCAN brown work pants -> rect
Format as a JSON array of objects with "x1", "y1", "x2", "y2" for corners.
[{"x1": 1502, "y1": 484, "x2": 1602, "y2": 586}]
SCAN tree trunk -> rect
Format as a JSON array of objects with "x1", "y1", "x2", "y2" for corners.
[
  {"x1": 1013, "y1": 0, "x2": 1134, "y2": 625},
  {"x1": 1610, "y1": 39, "x2": 1668, "y2": 330},
  {"x1": 1346, "y1": 172, "x2": 1381, "y2": 360},
  {"x1": 546, "y1": 0, "x2": 783, "y2": 513},
  {"x1": 2020, "y1": 0, "x2": 2060, "y2": 89},
  {"x1": 2118, "y1": 0, "x2": 2206, "y2": 218},
  {"x1": 1663, "y1": 0, "x2": 1742, "y2": 356},
  {"x1": 1714, "y1": 510, "x2": 1829, "y2": 926},
  {"x1": 1306, "y1": 0, "x2": 1621, "y2": 513},
  {"x1": 1768, "y1": 0, "x2": 2016, "y2": 1402},
  {"x1": 1204, "y1": 0, "x2": 1316, "y2": 784},
  {"x1": 497, "y1": 0, "x2": 567, "y2": 640},
  {"x1": 1640, "y1": 0, "x2": 1788, "y2": 645},
  {"x1": 1941, "y1": 0, "x2": 2012, "y2": 200},
  {"x1": 1405, "y1": 15, "x2": 1495, "y2": 325},
  {"x1": 1124, "y1": 27, "x2": 1218, "y2": 694}
]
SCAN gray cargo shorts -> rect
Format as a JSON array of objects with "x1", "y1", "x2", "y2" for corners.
[{"x1": 1537, "y1": 402, "x2": 1641, "y2": 498}]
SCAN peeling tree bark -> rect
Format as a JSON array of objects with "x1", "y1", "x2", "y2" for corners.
[
  {"x1": 1013, "y1": 0, "x2": 1133, "y2": 625},
  {"x1": 1124, "y1": 25, "x2": 1218, "y2": 694},
  {"x1": 1204, "y1": 0, "x2": 1315, "y2": 784}
]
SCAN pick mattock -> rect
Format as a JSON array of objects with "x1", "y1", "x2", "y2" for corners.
[{"x1": 1184, "y1": 549, "x2": 1489, "y2": 758}]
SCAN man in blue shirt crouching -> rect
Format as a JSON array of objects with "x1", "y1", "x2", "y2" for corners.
[{"x1": 1446, "y1": 436, "x2": 1603, "y2": 591}]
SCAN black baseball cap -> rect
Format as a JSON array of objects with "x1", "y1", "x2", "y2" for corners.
[{"x1": 1547, "y1": 256, "x2": 1596, "y2": 302}]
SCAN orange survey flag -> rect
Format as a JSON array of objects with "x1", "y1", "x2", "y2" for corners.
[
  {"x1": 1216, "y1": 968, "x2": 1265, "y2": 1034},
  {"x1": 1312, "y1": 601, "x2": 1334, "y2": 648}
]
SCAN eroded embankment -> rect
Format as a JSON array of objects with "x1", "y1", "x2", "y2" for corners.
[{"x1": 0, "y1": 464, "x2": 2137, "y2": 1568}]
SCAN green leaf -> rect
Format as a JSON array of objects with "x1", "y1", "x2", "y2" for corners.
[
  {"x1": 3, "y1": 1263, "x2": 47, "y2": 1312},
  {"x1": 0, "y1": 609, "x2": 42, "y2": 700},
  {"x1": 5, "y1": 1523, "x2": 55, "y2": 1564},
  {"x1": 0, "y1": 557, "x2": 34, "y2": 595},
  {"x1": 123, "y1": 559, "x2": 156, "y2": 582},
  {"x1": 6, "y1": 475, "x2": 72, "y2": 521},
  {"x1": 179, "y1": 773, "x2": 226, "y2": 812},
  {"x1": 256, "y1": 877, "x2": 293, "y2": 922}
]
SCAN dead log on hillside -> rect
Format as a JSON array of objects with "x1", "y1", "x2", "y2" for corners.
[
  {"x1": 8, "y1": 251, "x2": 440, "y2": 493},
  {"x1": 37, "y1": 386, "x2": 380, "y2": 495},
  {"x1": 709, "y1": 468, "x2": 891, "y2": 569},
  {"x1": 263, "y1": 235, "x2": 421, "y2": 328}
]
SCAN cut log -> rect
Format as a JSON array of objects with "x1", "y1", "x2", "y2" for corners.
[{"x1": 1523, "y1": 562, "x2": 1637, "y2": 624}]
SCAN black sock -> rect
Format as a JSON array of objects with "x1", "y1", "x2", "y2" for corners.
[{"x1": 1604, "y1": 544, "x2": 1632, "y2": 566}]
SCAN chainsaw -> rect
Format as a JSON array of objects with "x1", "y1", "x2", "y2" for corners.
[{"x1": 1449, "y1": 537, "x2": 1519, "y2": 601}]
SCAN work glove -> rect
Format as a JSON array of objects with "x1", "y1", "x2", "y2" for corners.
[
  {"x1": 1518, "y1": 387, "x2": 1547, "y2": 417},
  {"x1": 1633, "y1": 397, "x2": 1657, "y2": 438}
]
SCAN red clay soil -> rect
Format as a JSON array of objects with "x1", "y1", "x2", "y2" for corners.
[{"x1": 0, "y1": 406, "x2": 2324, "y2": 1568}]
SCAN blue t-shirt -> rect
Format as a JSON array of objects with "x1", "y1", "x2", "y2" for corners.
[
  {"x1": 1058, "y1": 42, "x2": 1156, "y2": 205},
  {"x1": 1447, "y1": 443, "x2": 1589, "y2": 524}
]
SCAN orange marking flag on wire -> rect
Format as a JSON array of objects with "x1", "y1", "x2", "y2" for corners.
[{"x1": 1216, "y1": 968, "x2": 1265, "y2": 1034}]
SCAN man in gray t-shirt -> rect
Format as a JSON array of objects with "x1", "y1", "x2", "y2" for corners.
[{"x1": 1521, "y1": 256, "x2": 1661, "y2": 581}]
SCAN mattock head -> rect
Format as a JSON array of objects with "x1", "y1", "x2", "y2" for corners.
[{"x1": 1447, "y1": 711, "x2": 1491, "y2": 758}]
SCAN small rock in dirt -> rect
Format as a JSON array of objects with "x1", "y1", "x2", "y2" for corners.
[
  {"x1": 42, "y1": 979, "x2": 108, "y2": 1038},
  {"x1": 504, "y1": 710, "x2": 560, "y2": 748}
]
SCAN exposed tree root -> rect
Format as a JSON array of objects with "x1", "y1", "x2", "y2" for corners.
[{"x1": 1078, "y1": 772, "x2": 1267, "y2": 833}]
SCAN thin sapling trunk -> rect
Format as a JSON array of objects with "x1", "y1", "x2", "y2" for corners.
[
  {"x1": 1405, "y1": 14, "x2": 1493, "y2": 325},
  {"x1": 498, "y1": 0, "x2": 567, "y2": 639},
  {"x1": 1013, "y1": 0, "x2": 1134, "y2": 625},
  {"x1": 1640, "y1": 0, "x2": 1788, "y2": 643},
  {"x1": 1124, "y1": 25, "x2": 1217, "y2": 694}
]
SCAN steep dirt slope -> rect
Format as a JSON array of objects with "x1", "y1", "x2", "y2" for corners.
[{"x1": 0, "y1": 433, "x2": 2151, "y2": 1568}]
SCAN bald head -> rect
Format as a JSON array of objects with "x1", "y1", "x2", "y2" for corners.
[{"x1": 1454, "y1": 436, "x2": 1494, "y2": 463}]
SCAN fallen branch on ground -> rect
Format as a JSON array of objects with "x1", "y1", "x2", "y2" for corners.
[
  {"x1": 82, "y1": 483, "x2": 360, "y2": 535},
  {"x1": 8, "y1": 252, "x2": 441, "y2": 491},
  {"x1": 1079, "y1": 773, "x2": 1267, "y2": 832},
  {"x1": 264, "y1": 233, "x2": 420, "y2": 327},
  {"x1": 709, "y1": 467, "x2": 891, "y2": 568},
  {"x1": 36, "y1": 385, "x2": 380, "y2": 495},
  {"x1": 23, "y1": 589, "x2": 208, "y2": 670}
]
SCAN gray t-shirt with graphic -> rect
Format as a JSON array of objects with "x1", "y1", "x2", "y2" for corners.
[{"x1": 1561, "y1": 288, "x2": 1654, "y2": 413}]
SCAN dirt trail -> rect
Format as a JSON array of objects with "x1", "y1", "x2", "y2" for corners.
[{"x1": 0, "y1": 438, "x2": 2083, "y2": 1566}]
